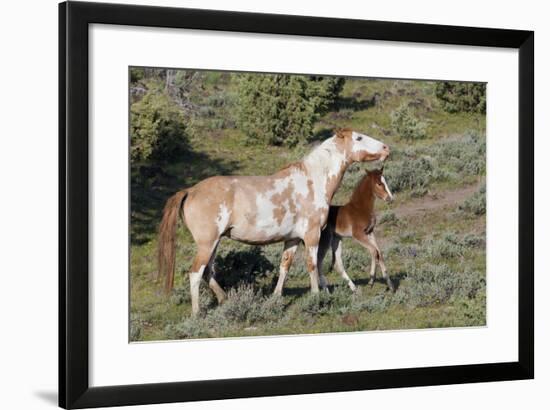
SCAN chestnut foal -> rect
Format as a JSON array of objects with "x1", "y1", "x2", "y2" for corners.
[{"x1": 275, "y1": 168, "x2": 394, "y2": 294}]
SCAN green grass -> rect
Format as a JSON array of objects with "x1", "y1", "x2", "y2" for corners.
[{"x1": 130, "y1": 75, "x2": 486, "y2": 341}]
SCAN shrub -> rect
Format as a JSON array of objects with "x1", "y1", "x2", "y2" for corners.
[
  {"x1": 390, "y1": 103, "x2": 427, "y2": 140},
  {"x1": 378, "y1": 211, "x2": 399, "y2": 226},
  {"x1": 385, "y1": 243, "x2": 419, "y2": 259},
  {"x1": 394, "y1": 263, "x2": 484, "y2": 308},
  {"x1": 130, "y1": 322, "x2": 142, "y2": 341},
  {"x1": 462, "y1": 233, "x2": 486, "y2": 248},
  {"x1": 213, "y1": 285, "x2": 261, "y2": 322},
  {"x1": 382, "y1": 131, "x2": 485, "y2": 195},
  {"x1": 459, "y1": 184, "x2": 486, "y2": 215},
  {"x1": 426, "y1": 233, "x2": 465, "y2": 260},
  {"x1": 435, "y1": 82, "x2": 486, "y2": 113},
  {"x1": 130, "y1": 67, "x2": 145, "y2": 83},
  {"x1": 237, "y1": 74, "x2": 345, "y2": 146},
  {"x1": 165, "y1": 317, "x2": 209, "y2": 339},
  {"x1": 209, "y1": 284, "x2": 285, "y2": 324},
  {"x1": 335, "y1": 288, "x2": 391, "y2": 315},
  {"x1": 170, "y1": 285, "x2": 215, "y2": 311},
  {"x1": 430, "y1": 131, "x2": 486, "y2": 176},
  {"x1": 248, "y1": 294, "x2": 287, "y2": 323},
  {"x1": 383, "y1": 155, "x2": 433, "y2": 193},
  {"x1": 165, "y1": 284, "x2": 287, "y2": 339},
  {"x1": 296, "y1": 291, "x2": 334, "y2": 316},
  {"x1": 130, "y1": 84, "x2": 189, "y2": 162},
  {"x1": 363, "y1": 293, "x2": 392, "y2": 313}
]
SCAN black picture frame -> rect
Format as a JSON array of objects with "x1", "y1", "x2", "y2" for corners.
[{"x1": 59, "y1": 1, "x2": 534, "y2": 408}]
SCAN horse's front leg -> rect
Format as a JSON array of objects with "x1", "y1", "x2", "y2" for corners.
[
  {"x1": 368, "y1": 233, "x2": 394, "y2": 292},
  {"x1": 304, "y1": 228, "x2": 322, "y2": 293},
  {"x1": 353, "y1": 231, "x2": 393, "y2": 292},
  {"x1": 352, "y1": 229, "x2": 378, "y2": 288}
]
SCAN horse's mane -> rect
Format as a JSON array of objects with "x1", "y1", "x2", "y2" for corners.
[
  {"x1": 276, "y1": 140, "x2": 324, "y2": 173},
  {"x1": 277, "y1": 161, "x2": 305, "y2": 173},
  {"x1": 277, "y1": 129, "x2": 347, "y2": 173}
]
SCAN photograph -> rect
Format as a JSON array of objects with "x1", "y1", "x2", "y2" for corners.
[{"x1": 129, "y1": 67, "x2": 487, "y2": 341}]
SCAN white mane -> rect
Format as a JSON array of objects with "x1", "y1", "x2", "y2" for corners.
[{"x1": 303, "y1": 136, "x2": 346, "y2": 178}]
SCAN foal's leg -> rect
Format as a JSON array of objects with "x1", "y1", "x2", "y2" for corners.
[
  {"x1": 317, "y1": 229, "x2": 333, "y2": 292},
  {"x1": 368, "y1": 233, "x2": 394, "y2": 291},
  {"x1": 331, "y1": 236, "x2": 357, "y2": 291},
  {"x1": 189, "y1": 242, "x2": 218, "y2": 316},
  {"x1": 206, "y1": 242, "x2": 226, "y2": 304},
  {"x1": 274, "y1": 239, "x2": 300, "y2": 296},
  {"x1": 352, "y1": 231, "x2": 378, "y2": 288},
  {"x1": 354, "y1": 232, "x2": 393, "y2": 291}
]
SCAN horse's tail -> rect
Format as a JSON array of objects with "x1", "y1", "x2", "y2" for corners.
[{"x1": 158, "y1": 189, "x2": 189, "y2": 294}]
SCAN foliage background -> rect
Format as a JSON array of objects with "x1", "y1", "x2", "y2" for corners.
[{"x1": 129, "y1": 67, "x2": 486, "y2": 341}]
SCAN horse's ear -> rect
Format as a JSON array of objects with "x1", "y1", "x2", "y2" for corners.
[{"x1": 335, "y1": 128, "x2": 352, "y2": 138}]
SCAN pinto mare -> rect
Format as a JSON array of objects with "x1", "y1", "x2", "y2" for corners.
[
  {"x1": 275, "y1": 168, "x2": 395, "y2": 294},
  {"x1": 158, "y1": 129, "x2": 390, "y2": 315}
]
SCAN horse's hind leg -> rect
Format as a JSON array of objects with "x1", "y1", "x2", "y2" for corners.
[
  {"x1": 274, "y1": 239, "x2": 300, "y2": 296},
  {"x1": 189, "y1": 242, "x2": 218, "y2": 315},
  {"x1": 332, "y1": 236, "x2": 356, "y2": 291},
  {"x1": 206, "y1": 242, "x2": 226, "y2": 304}
]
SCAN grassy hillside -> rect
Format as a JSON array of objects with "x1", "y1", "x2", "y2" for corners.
[{"x1": 130, "y1": 73, "x2": 486, "y2": 341}]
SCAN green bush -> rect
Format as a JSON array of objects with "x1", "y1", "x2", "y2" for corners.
[
  {"x1": 383, "y1": 155, "x2": 433, "y2": 193},
  {"x1": 210, "y1": 284, "x2": 285, "y2": 324},
  {"x1": 237, "y1": 74, "x2": 345, "y2": 146},
  {"x1": 459, "y1": 184, "x2": 486, "y2": 215},
  {"x1": 390, "y1": 103, "x2": 427, "y2": 140},
  {"x1": 165, "y1": 317, "x2": 208, "y2": 339},
  {"x1": 382, "y1": 131, "x2": 485, "y2": 195},
  {"x1": 378, "y1": 211, "x2": 399, "y2": 226},
  {"x1": 435, "y1": 82, "x2": 486, "y2": 113},
  {"x1": 130, "y1": 84, "x2": 189, "y2": 162},
  {"x1": 164, "y1": 284, "x2": 287, "y2": 339},
  {"x1": 394, "y1": 263, "x2": 484, "y2": 308},
  {"x1": 426, "y1": 233, "x2": 466, "y2": 260},
  {"x1": 462, "y1": 233, "x2": 485, "y2": 248},
  {"x1": 296, "y1": 291, "x2": 334, "y2": 316},
  {"x1": 130, "y1": 67, "x2": 145, "y2": 83}
]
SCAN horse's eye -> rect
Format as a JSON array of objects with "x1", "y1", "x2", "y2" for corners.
[{"x1": 356, "y1": 136, "x2": 363, "y2": 141}]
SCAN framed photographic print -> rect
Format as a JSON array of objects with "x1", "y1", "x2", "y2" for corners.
[{"x1": 59, "y1": 1, "x2": 534, "y2": 408}]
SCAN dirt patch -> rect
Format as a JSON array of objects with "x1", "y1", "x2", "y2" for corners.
[{"x1": 393, "y1": 183, "x2": 481, "y2": 219}]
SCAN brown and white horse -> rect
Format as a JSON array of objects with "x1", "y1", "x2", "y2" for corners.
[
  {"x1": 158, "y1": 129, "x2": 390, "y2": 315},
  {"x1": 275, "y1": 168, "x2": 394, "y2": 294}
]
